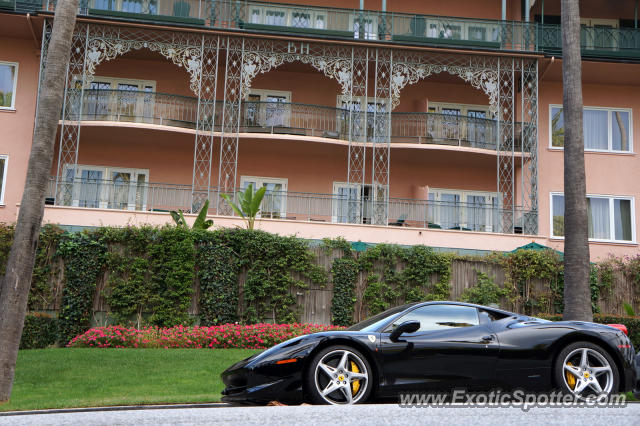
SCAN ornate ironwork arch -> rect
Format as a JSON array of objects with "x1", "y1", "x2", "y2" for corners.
[
  {"x1": 389, "y1": 52, "x2": 500, "y2": 114},
  {"x1": 82, "y1": 27, "x2": 203, "y2": 94}
]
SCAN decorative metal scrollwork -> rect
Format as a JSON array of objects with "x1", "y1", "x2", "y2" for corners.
[{"x1": 84, "y1": 38, "x2": 202, "y2": 94}]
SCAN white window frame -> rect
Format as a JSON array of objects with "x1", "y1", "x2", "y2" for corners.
[
  {"x1": 79, "y1": 75, "x2": 156, "y2": 91},
  {"x1": 0, "y1": 61, "x2": 18, "y2": 110},
  {"x1": 240, "y1": 175, "x2": 288, "y2": 219},
  {"x1": 0, "y1": 155, "x2": 8, "y2": 205},
  {"x1": 351, "y1": 14, "x2": 378, "y2": 40},
  {"x1": 428, "y1": 188, "x2": 501, "y2": 232},
  {"x1": 332, "y1": 182, "x2": 378, "y2": 224},
  {"x1": 427, "y1": 102, "x2": 490, "y2": 116},
  {"x1": 245, "y1": 89, "x2": 291, "y2": 128},
  {"x1": 550, "y1": 192, "x2": 636, "y2": 243},
  {"x1": 90, "y1": 0, "x2": 159, "y2": 14},
  {"x1": 62, "y1": 164, "x2": 150, "y2": 210},
  {"x1": 248, "y1": 5, "x2": 327, "y2": 30},
  {"x1": 548, "y1": 104, "x2": 633, "y2": 153},
  {"x1": 336, "y1": 95, "x2": 390, "y2": 141},
  {"x1": 78, "y1": 76, "x2": 157, "y2": 123}
]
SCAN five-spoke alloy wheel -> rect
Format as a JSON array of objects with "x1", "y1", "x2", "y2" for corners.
[
  {"x1": 555, "y1": 341, "x2": 619, "y2": 401},
  {"x1": 306, "y1": 346, "x2": 372, "y2": 404}
]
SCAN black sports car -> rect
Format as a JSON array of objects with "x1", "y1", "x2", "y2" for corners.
[{"x1": 221, "y1": 301, "x2": 640, "y2": 404}]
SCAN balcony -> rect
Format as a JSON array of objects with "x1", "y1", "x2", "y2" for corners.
[
  {"x1": 64, "y1": 0, "x2": 538, "y2": 52},
  {"x1": 539, "y1": 24, "x2": 640, "y2": 59},
  {"x1": 45, "y1": 176, "x2": 534, "y2": 234},
  {"x1": 66, "y1": 89, "x2": 525, "y2": 152},
  {"x1": 0, "y1": 0, "x2": 41, "y2": 13}
]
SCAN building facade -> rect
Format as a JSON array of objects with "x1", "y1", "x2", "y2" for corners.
[{"x1": 0, "y1": 0, "x2": 638, "y2": 260}]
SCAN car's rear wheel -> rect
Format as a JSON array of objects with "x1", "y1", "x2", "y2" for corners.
[
  {"x1": 554, "y1": 341, "x2": 619, "y2": 401},
  {"x1": 305, "y1": 345, "x2": 372, "y2": 405}
]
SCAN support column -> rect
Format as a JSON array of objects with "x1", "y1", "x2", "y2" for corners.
[
  {"x1": 520, "y1": 58, "x2": 539, "y2": 234},
  {"x1": 217, "y1": 36, "x2": 244, "y2": 214},
  {"x1": 496, "y1": 57, "x2": 516, "y2": 233},
  {"x1": 55, "y1": 23, "x2": 89, "y2": 206},
  {"x1": 192, "y1": 35, "x2": 220, "y2": 212},
  {"x1": 371, "y1": 48, "x2": 392, "y2": 226},
  {"x1": 346, "y1": 46, "x2": 368, "y2": 223}
]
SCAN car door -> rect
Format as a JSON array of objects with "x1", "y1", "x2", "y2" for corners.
[{"x1": 378, "y1": 304, "x2": 500, "y2": 394}]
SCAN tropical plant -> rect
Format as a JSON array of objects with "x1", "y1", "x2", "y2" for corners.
[
  {"x1": 623, "y1": 302, "x2": 636, "y2": 317},
  {"x1": 170, "y1": 199, "x2": 213, "y2": 230},
  {"x1": 220, "y1": 184, "x2": 266, "y2": 230},
  {"x1": 0, "y1": 0, "x2": 81, "y2": 402}
]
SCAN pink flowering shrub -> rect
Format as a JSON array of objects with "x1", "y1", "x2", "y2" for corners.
[{"x1": 66, "y1": 323, "x2": 345, "y2": 349}]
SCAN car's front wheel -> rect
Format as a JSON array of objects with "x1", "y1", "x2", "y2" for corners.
[
  {"x1": 305, "y1": 345, "x2": 372, "y2": 405},
  {"x1": 554, "y1": 341, "x2": 619, "y2": 400}
]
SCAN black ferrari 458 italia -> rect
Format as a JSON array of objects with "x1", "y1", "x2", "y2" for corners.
[{"x1": 221, "y1": 301, "x2": 640, "y2": 404}]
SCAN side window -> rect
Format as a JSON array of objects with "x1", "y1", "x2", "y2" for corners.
[
  {"x1": 387, "y1": 304, "x2": 480, "y2": 332},
  {"x1": 0, "y1": 62, "x2": 18, "y2": 110}
]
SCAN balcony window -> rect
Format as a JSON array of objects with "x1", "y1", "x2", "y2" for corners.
[
  {"x1": 550, "y1": 105, "x2": 632, "y2": 152},
  {"x1": 243, "y1": 89, "x2": 291, "y2": 129},
  {"x1": 427, "y1": 102, "x2": 491, "y2": 147},
  {"x1": 91, "y1": 0, "x2": 157, "y2": 14},
  {"x1": 240, "y1": 176, "x2": 287, "y2": 219},
  {"x1": 337, "y1": 95, "x2": 390, "y2": 141},
  {"x1": 332, "y1": 182, "x2": 383, "y2": 225},
  {"x1": 0, "y1": 62, "x2": 18, "y2": 110},
  {"x1": 80, "y1": 76, "x2": 156, "y2": 122},
  {"x1": 249, "y1": 6, "x2": 326, "y2": 30},
  {"x1": 61, "y1": 165, "x2": 149, "y2": 210},
  {"x1": 353, "y1": 16, "x2": 377, "y2": 40},
  {"x1": 0, "y1": 155, "x2": 7, "y2": 204},
  {"x1": 428, "y1": 189, "x2": 500, "y2": 232},
  {"x1": 551, "y1": 193, "x2": 635, "y2": 243}
]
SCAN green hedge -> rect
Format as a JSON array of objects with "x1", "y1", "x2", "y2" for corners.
[
  {"x1": 20, "y1": 313, "x2": 58, "y2": 349},
  {"x1": 1, "y1": 223, "x2": 639, "y2": 340},
  {"x1": 540, "y1": 314, "x2": 640, "y2": 349}
]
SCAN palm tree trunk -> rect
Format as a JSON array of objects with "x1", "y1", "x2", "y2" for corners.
[
  {"x1": 614, "y1": 111, "x2": 628, "y2": 151},
  {"x1": 561, "y1": 0, "x2": 592, "y2": 322},
  {"x1": 0, "y1": 0, "x2": 80, "y2": 402}
]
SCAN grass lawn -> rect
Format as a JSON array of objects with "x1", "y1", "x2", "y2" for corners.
[{"x1": 0, "y1": 348, "x2": 259, "y2": 412}]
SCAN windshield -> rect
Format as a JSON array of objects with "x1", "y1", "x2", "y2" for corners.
[{"x1": 347, "y1": 303, "x2": 418, "y2": 332}]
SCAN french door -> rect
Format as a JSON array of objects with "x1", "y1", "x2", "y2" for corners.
[
  {"x1": 63, "y1": 165, "x2": 149, "y2": 210},
  {"x1": 332, "y1": 182, "x2": 386, "y2": 225}
]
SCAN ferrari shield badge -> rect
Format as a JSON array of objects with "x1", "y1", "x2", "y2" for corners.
[{"x1": 368, "y1": 335, "x2": 376, "y2": 343}]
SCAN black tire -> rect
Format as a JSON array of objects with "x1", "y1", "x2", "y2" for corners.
[
  {"x1": 554, "y1": 341, "x2": 619, "y2": 398},
  {"x1": 305, "y1": 345, "x2": 373, "y2": 405}
]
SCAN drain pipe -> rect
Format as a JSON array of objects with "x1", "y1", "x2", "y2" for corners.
[{"x1": 502, "y1": 0, "x2": 506, "y2": 20}]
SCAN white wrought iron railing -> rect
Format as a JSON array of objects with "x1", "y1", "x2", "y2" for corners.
[
  {"x1": 69, "y1": 89, "x2": 522, "y2": 150},
  {"x1": 46, "y1": 176, "x2": 535, "y2": 234}
]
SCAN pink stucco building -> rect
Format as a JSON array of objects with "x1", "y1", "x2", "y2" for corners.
[{"x1": 1, "y1": 0, "x2": 638, "y2": 260}]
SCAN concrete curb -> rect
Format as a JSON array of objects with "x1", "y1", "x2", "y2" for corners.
[{"x1": 0, "y1": 402, "x2": 232, "y2": 416}]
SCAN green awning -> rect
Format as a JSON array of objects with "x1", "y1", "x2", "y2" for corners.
[{"x1": 511, "y1": 242, "x2": 564, "y2": 258}]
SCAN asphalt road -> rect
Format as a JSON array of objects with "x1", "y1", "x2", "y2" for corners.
[{"x1": 1, "y1": 403, "x2": 638, "y2": 426}]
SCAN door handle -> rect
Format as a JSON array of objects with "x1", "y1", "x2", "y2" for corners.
[{"x1": 482, "y1": 335, "x2": 494, "y2": 342}]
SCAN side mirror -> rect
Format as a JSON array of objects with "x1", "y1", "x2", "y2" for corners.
[{"x1": 389, "y1": 320, "x2": 420, "y2": 342}]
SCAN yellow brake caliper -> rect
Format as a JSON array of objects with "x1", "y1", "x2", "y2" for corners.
[
  {"x1": 350, "y1": 361, "x2": 360, "y2": 396},
  {"x1": 566, "y1": 362, "x2": 576, "y2": 389}
]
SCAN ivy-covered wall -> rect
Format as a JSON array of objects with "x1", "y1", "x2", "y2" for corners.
[{"x1": 1, "y1": 223, "x2": 639, "y2": 345}]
